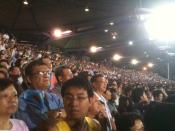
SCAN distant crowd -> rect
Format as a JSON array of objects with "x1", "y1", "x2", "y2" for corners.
[{"x1": 1, "y1": 33, "x2": 175, "y2": 131}]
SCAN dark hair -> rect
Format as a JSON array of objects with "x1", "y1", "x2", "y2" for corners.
[
  {"x1": 153, "y1": 90, "x2": 163, "y2": 98},
  {"x1": 116, "y1": 113, "x2": 143, "y2": 131},
  {"x1": 91, "y1": 74, "x2": 104, "y2": 83},
  {"x1": 116, "y1": 79, "x2": 122, "y2": 86},
  {"x1": 61, "y1": 77, "x2": 94, "y2": 98},
  {"x1": 78, "y1": 71, "x2": 92, "y2": 81},
  {"x1": 54, "y1": 66, "x2": 70, "y2": 81},
  {"x1": 132, "y1": 88, "x2": 145, "y2": 103},
  {"x1": 0, "y1": 79, "x2": 14, "y2": 92},
  {"x1": 9, "y1": 65, "x2": 20, "y2": 72},
  {"x1": 25, "y1": 59, "x2": 47, "y2": 77}
]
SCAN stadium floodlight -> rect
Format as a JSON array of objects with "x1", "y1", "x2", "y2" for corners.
[
  {"x1": 131, "y1": 59, "x2": 139, "y2": 65},
  {"x1": 143, "y1": 67, "x2": 147, "y2": 71},
  {"x1": 53, "y1": 29, "x2": 62, "y2": 38},
  {"x1": 53, "y1": 29, "x2": 72, "y2": 38},
  {"x1": 128, "y1": 41, "x2": 133, "y2": 46},
  {"x1": 23, "y1": 0, "x2": 28, "y2": 5},
  {"x1": 90, "y1": 46, "x2": 97, "y2": 53},
  {"x1": 148, "y1": 62, "x2": 154, "y2": 68},
  {"x1": 85, "y1": 7, "x2": 90, "y2": 12},
  {"x1": 113, "y1": 54, "x2": 123, "y2": 61},
  {"x1": 144, "y1": 3, "x2": 175, "y2": 42}
]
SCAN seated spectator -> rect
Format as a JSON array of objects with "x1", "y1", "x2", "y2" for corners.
[
  {"x1": 51, "y1": 66, "x2": 73, "y2": 95},
  {"x1": 131, "y1": 88, "x2": 149, "y2": 116},
  {"x1": 9, "y1": 66, "x2": 23, "y2": 95},
  {"x1": 91, "y1": 74, "x2": 116, "y2": 131},
  {"x1": 108, "y1": 88, "x2": 118, "y2": 116},
  {"x1": 49, "y1": 77, "x2": 101, "y2": 131},
  {"x1": 15, "y1": 59, "x2": 64, "y2": 130},
  {"x1": 116, "y1": 113, "x2": 144, "y2": 131},
  {"x1": 0, "y1": 79, "x2": 29, "y2": 131},
  {"x1": 117, "y1": 96, "x2": 134, "y2": 115},
  {"x1": 153, "y1": 90, "x2": 164, "y2": 102}
]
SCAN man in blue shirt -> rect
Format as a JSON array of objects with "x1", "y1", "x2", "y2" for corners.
[{"x1": 16, "y1": 59, "x2": 64, "y2": 130}]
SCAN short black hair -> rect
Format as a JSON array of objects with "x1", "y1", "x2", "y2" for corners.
[
  {"x1": 131, "y1": 88, "x2": 145, "y2": 103},
  {"x1": 91, "y1": 74, "x2": 104, "y2": 83},
  {"x1": 25, "y1": 59, "x2": 47, "y2": 77},
  {"x1": 61, "y1": 77, "x2": 94, "y2": 98},
  {"x1": 0, "y1": 79, "x2": 14, "y2": 92},
  {"x1": 54, "y1": 66, "x2": 70, "y2": 81}
]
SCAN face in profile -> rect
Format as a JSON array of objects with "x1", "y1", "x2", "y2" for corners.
[
  {"x1": 0, "y1": 85, "x2": 18, "y2": 115},
  {"x1": 63, "y1": 87, "x2": 90, "y2": 121}
]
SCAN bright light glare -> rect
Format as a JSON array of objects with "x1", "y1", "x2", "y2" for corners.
[
  {"x1": 143, "y1": 67, "x2": 147, "y2": 71},
  {"x1": 23, "y1": 0, "x2": 28, "y2": 5},
  {"x1": 104, "y1": 29, "x2": 108, "y2": 33},
  {"x1": 90, "y1": 46, "x2": 102, "y2": 53},
  {"x1": 112, "y1": 36, "x2": 116, "y2": 39},
  {"x1": 113, "y1": 54, "x2": 122, "y2": 61},
  {"x1": 148, "y1": 63, "x2": 154, "y2": 68},
  {"x1": 85, "y1": 7, "x2": 89, "y2": 12},
  {"x1": 131, "y1": 59, "x2": 139, "y2": 65},
  {"x1": 128, "y1": 41, "x2": 133, "y2": 45},
  {"x1": 54, "y1": 29, "x2": 62, "y2": 38},
  {"x1": 109, "y1": 22, "x2": 114, "y2": 26},
  {"x1": 144, "y1": 4, "x2": 175, "y2": 41},
  {"x1": 53, "y1": 29, "x2": 72, "y2": 38},
  {"x1": 62, "y1": 30, "x2": 72, "y2": 35}
]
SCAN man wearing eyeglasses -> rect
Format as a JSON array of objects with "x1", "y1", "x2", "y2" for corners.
[
  {"x1": 15, "y1": 59, "x2": 64, "y2": 131},
  {"x1": 49, "y1": 77, "x2": 101, "y2": 131}
]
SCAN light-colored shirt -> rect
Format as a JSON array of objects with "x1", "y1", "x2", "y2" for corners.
[{"x1": 0, "y1": 119, "x2": 29, "y2": 131}]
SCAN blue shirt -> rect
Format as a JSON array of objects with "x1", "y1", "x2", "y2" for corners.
[{"x1": 15, "y1": 89, "x2": 64, "y2": 130}]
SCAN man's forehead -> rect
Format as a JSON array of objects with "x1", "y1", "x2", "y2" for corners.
[{"x1": 32, "y1": 65, "x2": 49, "y2": 71}]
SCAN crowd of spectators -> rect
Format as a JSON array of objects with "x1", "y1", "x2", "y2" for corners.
[{"x1": 0, "y1": 33, "x2": 175, "y2": 131}]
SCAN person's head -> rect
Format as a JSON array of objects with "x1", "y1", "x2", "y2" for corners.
[
  {"x1": 61, "y1": 77, "x2": 93, "y2": 121},
  {"x1": 9, "y1": 66, "x2": 21, "y2": 78},
  {"x1": 124, "y1": 86, "x2": 133, "y2": 98},
  {"x1": 116, "y1": 113, "x2": 144, "y2": 131},
  {"x1": 25, "y1": 59, "x2": 51, "y2": 90},
  {"x1": 55, "y1": 66, "x2": 73, "y2": 84},
  {"x1": 0, "y1": 79, "x2": 18, "y2": 116},
  {"x1": 78, "y1": 71, "x2": 92, "y2": 81},
  {"x1": 153, "y1": 90, "x2": 163, "y2": 102},
  {"x1": 91, "y1": 74, "x2": 107, "y2": 94},
  {"x1": 42, "y1": 55, "x2": 52, "y2": 70},
  {"x1": 88, "y1": 92, "x2": 102, "y2": 117},
  {"x1": 132, "y1": 88, "x2": 148, "y2": 104},
  {"x1": 116, "y1": 79, "x2": 123, "y2": 95}
]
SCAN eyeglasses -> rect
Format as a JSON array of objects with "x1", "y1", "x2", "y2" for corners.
[
  {"x1": 64, "y1": 95, "x2": 88, "y2": 102},
  {"x1": 33, "y1": 71, "x2": 51, "y2": 77}
]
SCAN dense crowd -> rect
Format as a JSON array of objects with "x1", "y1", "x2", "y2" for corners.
[{"x1": 1, "y1": 33, "x2": 175, "y2": 131}]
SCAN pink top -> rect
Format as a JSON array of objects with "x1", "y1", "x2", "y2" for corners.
[{"x1": 0, "y1": 119, "x2": 29, "y2": 131}]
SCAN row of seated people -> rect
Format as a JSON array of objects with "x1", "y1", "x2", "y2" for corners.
[
  {"x1": 1, "y1": 57, "x2": 175, "y2": 131},
  {"x1": 0, "y1": 33, "x2": 175, "y2": 131}
]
